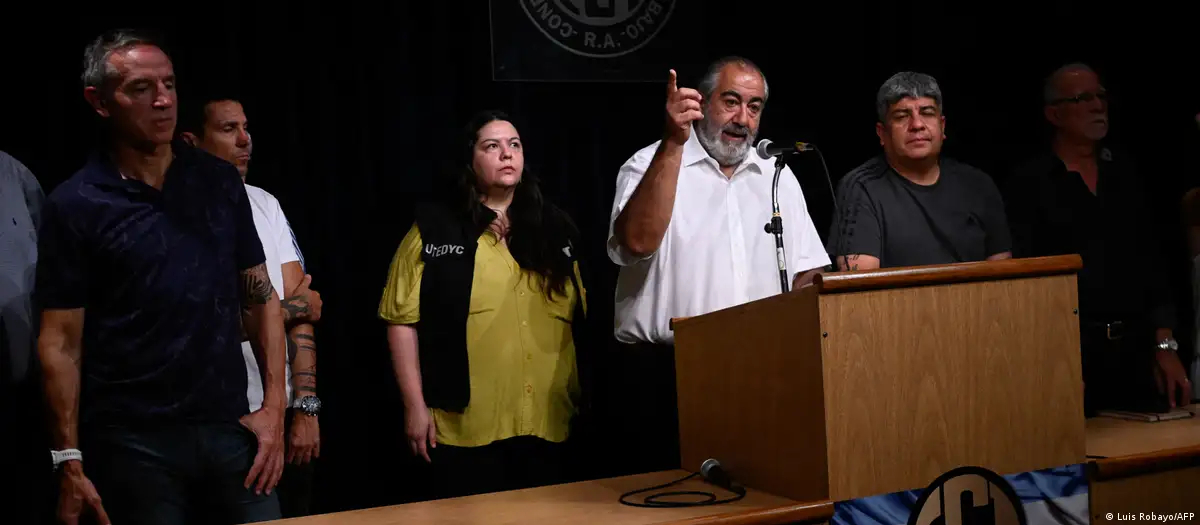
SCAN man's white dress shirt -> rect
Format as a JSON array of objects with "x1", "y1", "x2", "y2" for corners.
[{"x1": 608, "y1": 127, "x2": 830, "y2": 344}]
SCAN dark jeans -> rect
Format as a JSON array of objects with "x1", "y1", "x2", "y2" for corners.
[
  {"x1": 83, "y1": 422, "x2": 281, "y2": 525},
  {"x1": 430, "y1": 436, "x2": 567, "y2": 499}
]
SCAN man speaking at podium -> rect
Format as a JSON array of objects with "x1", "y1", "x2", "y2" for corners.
[
  {"x1": 826, "y1": 72, "x2": 1012, "y2": 270},
  {"x1": 606, "y1": 56, "x2": 829, "y2": 475}
]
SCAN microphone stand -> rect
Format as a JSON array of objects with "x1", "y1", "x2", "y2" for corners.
[{"x1": 764, "y1": 154, "x2": 789, "y2": 294}]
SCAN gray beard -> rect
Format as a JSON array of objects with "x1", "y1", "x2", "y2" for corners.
[{"x1": 695, "y1": 116, "x2": 755, "y2": 167}]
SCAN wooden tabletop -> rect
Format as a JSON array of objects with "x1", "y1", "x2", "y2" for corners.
[
  {"x1": 1086, "y1": 405, "x2": 1200, "y2": 458},
  {"x1": 270, "y1": 407, "x2": 1200, "y2": 523},
  {"x1": 1085, "y1": 404, "x2": 1200, "y2": 480},
  {"x1": 272, "y1": 470, "x2": 833, "y2": 525}
]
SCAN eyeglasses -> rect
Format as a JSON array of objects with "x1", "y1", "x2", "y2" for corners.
[{"x1": 1050, "y1": 91, "x2": 1108, "y2": 105}]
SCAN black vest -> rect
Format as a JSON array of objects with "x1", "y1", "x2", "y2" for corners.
[{"x1": 413, "y1": 201, "x2": 593, "y2": 415}]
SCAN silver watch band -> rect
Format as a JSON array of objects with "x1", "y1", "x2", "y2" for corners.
[{"x1": 292, "y1": 395, "x2": 321, "y2": 416}]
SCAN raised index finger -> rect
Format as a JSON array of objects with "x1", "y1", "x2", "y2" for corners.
[{"x1": 667, "y1": 69, "x2": 678, "y2": 94}]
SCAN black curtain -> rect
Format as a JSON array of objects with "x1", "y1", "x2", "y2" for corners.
[{"x1": 2, "y1": 1, "x2": 1197, "y2": 517}]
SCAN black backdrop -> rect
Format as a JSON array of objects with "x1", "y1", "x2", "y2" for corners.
[{"x1": 3, "y1": 2, "x2": 1198, "y2": 516}]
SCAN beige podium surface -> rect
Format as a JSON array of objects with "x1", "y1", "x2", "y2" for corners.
[
  {"x1": 271, "y1": 470, "x2": 833, "y2": 525},
  {"x1": 1085, "y1": 406, "x2": 1200, "y2": 519}
]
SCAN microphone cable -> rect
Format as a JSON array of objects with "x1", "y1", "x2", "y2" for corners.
[
  {"x1": 809, "y1": 145, "x2": 837, "y2": 220},
  {"x1": 756, "y1": 139, "x2": 838, "y2": 219},
  {"x1": 618, "y1": 461, "x2": 747, "y2": 508},
  {"x1": 795, "y1": 143, "x2": 839, "y2": 273}
]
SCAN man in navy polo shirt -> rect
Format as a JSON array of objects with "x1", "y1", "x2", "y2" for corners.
[{"x1": 36, "y1": 29, "x2": 288, "y2": 525}]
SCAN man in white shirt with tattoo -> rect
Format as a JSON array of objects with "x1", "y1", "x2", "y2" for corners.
[{"x1": 181, "y1": 92, "x2": 323, "y2": 518}]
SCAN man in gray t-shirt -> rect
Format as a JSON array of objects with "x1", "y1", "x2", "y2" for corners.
[
  {"x1": 826, "y1": 72, "x2": 1012, "y2": 270},
  {"x1": 0, "y1": 149, "x2": 46, "y2": 524}
]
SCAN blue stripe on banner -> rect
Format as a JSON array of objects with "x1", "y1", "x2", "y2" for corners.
[{"x1": 832, "y1": 464, "x2": 1089, "y2": 525}]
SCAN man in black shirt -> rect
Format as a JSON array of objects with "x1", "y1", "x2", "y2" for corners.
[
  {"x1": 1005, "y1": 63, "x2": 1191, "y2": 412},
  {"x1": 827, "y1": 71, "x2": 1012, "y2": 270},
  {"x1": 37, "y1": 30, "x2": 288, "y2": 524}
]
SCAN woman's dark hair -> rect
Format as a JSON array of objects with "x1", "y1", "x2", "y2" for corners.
[{"x1": 450, "y1": 110, "x2": 578, "y2": 300}]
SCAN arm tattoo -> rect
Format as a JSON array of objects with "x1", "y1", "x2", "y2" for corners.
[
  {"x1": 282, "y1": 296, "x2": 310, "y2": 322},
  {"x1": 240, "y1": 263, "x2": 275, "y2": 306},
  {"x1": 292, "y1": 371, "x2": 317, "y2": 378},
  {"x1": 295, "y1": 333, "x2": 316, "y2": 354},
  {"x1": 286, "y1": 334, "x2": 316, "y2": 362},
  {"x1": 837, "y1": 255, "x2": 861, "y2": 271}
]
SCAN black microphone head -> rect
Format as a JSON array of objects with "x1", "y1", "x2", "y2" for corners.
[
  {"x1": 700, "y1": 458, "x2": 722, "y2": 477},
  {"x1": 700, "y1": 458, "x2": 739, "y2": 492},
  {"x1": 755, "y1": 139, "x2": 773, "y2": 160}
]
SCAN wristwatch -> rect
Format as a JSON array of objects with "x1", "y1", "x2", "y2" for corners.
[
  {"x1": 1157, "y1": 337, "x2": 1179, "y2": 352},
  {"x1": 50, "y1": 449, "x2": 82, "y2": 471},
  {"x1": 292, "y1": 395, "x2": 321, "y2": 417}
]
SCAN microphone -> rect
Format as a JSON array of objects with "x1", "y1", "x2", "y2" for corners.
[
  {"x1": 700, "y1": 459, "x2": 743, "y2": 493},
  {"x1": 756, "y1": 139, "x2": 805, "y2": 294},
  {"x1": 755, "y1": 139, "x2": 814, "y2": 159},
  {"x1": 754, "y1": 137, "x2": 838, "y2": 292},
  {"x1": 617, "y1": 458, "x2": 748, "y2": 508}
]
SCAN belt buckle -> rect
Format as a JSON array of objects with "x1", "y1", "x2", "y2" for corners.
[{"x1": 1106, "y1": 321, "x2": 1123, "y2": 340}]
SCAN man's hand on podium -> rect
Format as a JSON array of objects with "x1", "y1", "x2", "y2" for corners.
[
  {"x1": 1154, "y1": 349, "x2": 1191, "y2": 409},
  {"x1": 406, "y1": 405, "x2": 437, "y2": 463},
  {"x1": 1153, "y1": 329, "x2": 1192, "y2": 409}
]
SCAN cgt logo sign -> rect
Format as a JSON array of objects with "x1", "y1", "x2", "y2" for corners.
[
  {"x1": 521, "y1": 0, "x2": 676, "y2": 58},
  {"x1": 908, "y1": 466, "x2": 1027, "y2": 525}
]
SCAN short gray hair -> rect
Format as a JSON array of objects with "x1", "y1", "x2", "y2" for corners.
[
  {"x1": 81, "y1": 29, "x2": 161, "y2": 93},
  {"x1": 697, "y1": 56, "x2": 769, "y2": 103},
  {"x1": 876, "y1": 71, "x2": 943, "y2": 122},
  {"x1": 1043, "y1": 62, "x2": 1095, "y2": 105}
]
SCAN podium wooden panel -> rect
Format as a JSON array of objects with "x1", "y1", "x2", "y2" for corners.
[{"x1": 672, "y1": 256, "x2": 1088, "y2": 503}]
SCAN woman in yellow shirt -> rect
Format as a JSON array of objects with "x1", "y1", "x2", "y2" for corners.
[{"x1": 379, "y1": 110, "x2": 590, "y2": 499}]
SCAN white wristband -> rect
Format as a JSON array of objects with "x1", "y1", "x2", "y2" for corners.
[{"x1": 51, "y1": 449, "x2": 82, "y2": 467}]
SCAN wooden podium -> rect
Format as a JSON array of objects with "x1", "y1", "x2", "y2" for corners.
[{"x1": 671, "y1": 255, "x2": 1089, "y2": 503}]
